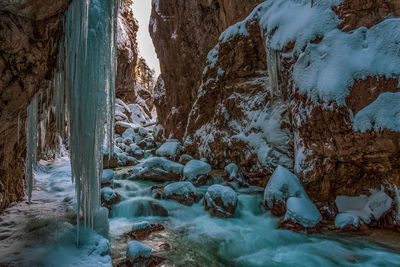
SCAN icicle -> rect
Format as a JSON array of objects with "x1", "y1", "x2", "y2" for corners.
[
  {"x1": 40, "y1": 120, "x2": 46, "y2": 152},
  {"x1": 25, "y1": 94, "x2": 38, "y2": 203},
  {"x1": 266, "y1": 45, "x2": 281, "y2": 96},
  {"x1": 52, "y1": 0, "x2": 119, "y2": 245},
  {"x1": 394, "y1": 185, "x2": 400, "y2": 222}
]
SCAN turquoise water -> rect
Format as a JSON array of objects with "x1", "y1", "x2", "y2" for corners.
[{"x1": 110, "y1": 178, "x2": 400, "y2": 267}]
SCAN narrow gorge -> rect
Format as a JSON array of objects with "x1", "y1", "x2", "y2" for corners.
[{"x1": 0, "y1": 0, "x2": 400, "y2": 266}]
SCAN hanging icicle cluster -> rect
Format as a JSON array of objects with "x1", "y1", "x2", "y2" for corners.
[
  {"x1": 25, "y1": 95, "x2": 38, "y2": 203},
  {"x1": 52, "y1": 0, "x2": 119, "y2": 243}
]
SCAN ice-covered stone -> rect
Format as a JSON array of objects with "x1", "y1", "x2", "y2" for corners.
[
  {"x1": 263, "y1": 166, "x2": 307, "y2": 209},
  {"x1": 204, "y1": 184, "x2": 238, "y2": 218},
  {"x1": 101, "y1": 169, "x2": 114, "y2": 185},
  {"x1": 126, "y1": 241, "x2": 152, "y2": 262},
  {"x1": 284, "y1": 197, "x2": 322, "y2": 228},
  {"x1": 164, "y1": 181, "x2": 196, "y2": 198},
  {"x1": 334, "y1": 189, "x2": 393, "y2": 229},
  {"x1": 183, "y1": 160, "x2": 212, "y2": 186},
  {"x1": 179, "y1": 154, "x2": 194, "y2": 165},
  {"x1": 129, "y1": 143, "x2": 144, "y2": 159},
  {"x1": 155, "y1": 139, "x2": 183, "y2": 160},
  {"x1": 367, "y1": 190, "x2": 393, "y2": 220},
  {"x1": 225, "y1": 163, "x2": 239, "y2": 180},
  {"x1": 129, "y1": 157, "x2": 184, "y2": 181},
  {"x1": 101, "y1": 187, "x2": 117, "y2": 202},
  {"x1": 335, "y1": 213, "x2": 361, "y2": 229}
]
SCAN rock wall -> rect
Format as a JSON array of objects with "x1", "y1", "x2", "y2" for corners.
[
  {"x1": 0, "y1": 0, "x2": 71, "y2": 211},
  {"x1": 156, "y1": 0, "x2": 400, "y2": 203},
  {"x1": 116, "y1": 0, "x2": 139, "y2": 104},
  {"x1": 149, "y1": 0, "x2": 264, "y2": 139},
  {"x1": 0, "y1": 0, "x2": 142, "y2": 211}
]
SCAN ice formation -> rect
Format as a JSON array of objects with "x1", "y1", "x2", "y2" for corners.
[
  {"x1": 25, "y1": 94, "x2": 38, "y2": 203},
  {"x1": 45, "y1": 0, "x2": 119, "y2": 243}
]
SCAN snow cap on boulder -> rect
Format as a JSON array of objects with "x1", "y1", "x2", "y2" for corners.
[
  {"x1": 183, "y1": 160, "x2": 212, "y2": 186},
  {"x1": 126, "y1": 241, "x2": 152, "y2": 262},
  {"x1": 101, "y1": 169, "x2": 114, "y2": 185},
  {"x1": 204, "y1": 184, "x2": 238, "y2": 218},
  {"x1": 284, "y1": 197, "x2": 322, "y2": 228},
  {"x1": 164, "y1": 181, "x2": 197, "y2": 198},
  {"x1": 155, "y1": 139, "x2": 183, "y2": 160},
  {"x1": 263, "y1": 165, "x2": 307, "y2": 209}
]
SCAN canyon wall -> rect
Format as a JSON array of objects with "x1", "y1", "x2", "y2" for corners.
[
  {"x1": 149, "y1": 0, "x2": 264, "y2": 139},
  {"x1": 0, "y1": 0, "x2": 71, "y2": 211},
  {"x1": 153, "y1": 0, "x2": 400, "y2": 201},
  {"x1": 0, "y1": 0, "x2": 141, "y2": 211}
]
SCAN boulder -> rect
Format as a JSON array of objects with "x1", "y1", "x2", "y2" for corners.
[
  {"x1": 155, "y1": 139, "x2": 183, "y2": 160},
  {"x1": 223, "y1": 163, "x2": 248, "y2": 187},
  {"x1": 155, "y1": 181, "x2": 200, "y2": 206},
  {"x1": 129, "y1": 157, "x2": 184, "y2": 182},
  {"x1": 101, "y1": 169, "x2": 115, "y2": 186},
  {"x1": 334, "y1": 189, "x2": 393, "y2": 229},
  {"x1": 204, "y1": 184, "x2": 238, "y2": 218},
  {"x1": 126, "y1": 241, "x2": 152, "y2": 266},
  {"x1": 284, "y1": 197, "x2": 322, "y2": 228},
  {"x1": 263, "y1": 166, "x2": 307, "y2": 216},
  {"x1": 179, "y1": 154, "x2": 194, "y2": 165},
  {"x1": 183, "y1": 160, "x2": 212, "y2": 186},
  {"x1": 101, "y1": 187, "x2": 120, "y2": 209},
  {"x1": 129, "y1": 144, "x2": 144, "y2": 159}
]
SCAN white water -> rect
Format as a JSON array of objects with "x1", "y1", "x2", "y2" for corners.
[{"x1": 110, "y1": 176, "x2": 400, "y2": 266}]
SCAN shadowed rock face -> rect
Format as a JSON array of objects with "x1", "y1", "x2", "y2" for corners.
[
  {"x1": 334, "y1": 0, "x2": 400, "y2": 31},
  {"x1": 0, "y1": 0, "x2": 71, "y2": 211},
  {"x1": 0, "y1": 0, "x2": 141, "y2": 211},
  {"x1": 116, "y1": 0, "x2": 139, "y2": 104},
  {"x1": 149, "y1": 0, "x2": 264, "y2": 139}
]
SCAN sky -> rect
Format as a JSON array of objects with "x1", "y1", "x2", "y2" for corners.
[{"x1": 131, "y1": 0, "x2": 161, "y2": 75}]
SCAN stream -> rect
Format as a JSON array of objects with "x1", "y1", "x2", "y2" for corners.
[{"x1": 110, "y1": 169, "x2": 400, "y2": 267}]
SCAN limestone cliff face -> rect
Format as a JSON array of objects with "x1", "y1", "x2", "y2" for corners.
[
  {"x1": 157, "y1": 0, "x2": 400, "y2": 202},
  {"x1": 149, "y1": 0, "x2": 264, "y2": 139},
  {"x1": 0, "y1": 0, "x2": 71, "y2": 211},
  {"x1": 0, "y1": 0, "x2": 142, "y2": 211},
  {"x1": 116, "y1": 0, "x2": 139, "y2": 104}
]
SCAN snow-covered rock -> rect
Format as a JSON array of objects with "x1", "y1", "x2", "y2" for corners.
[
  {"x1": 183, "y1": 160, "x2": 212, "y2": 186},
  {"x1": 157, "y1": 181, "x2": 199, "y2": 206},
  {"x1": 101, "y1": 187, "x2": 120, "y2": 210},
  {"x1": 101, "y1": 169, "x2": 114, "y2": 185},
  {"x1": 132, "y1": 221, "x2": 151, "y2": 231},
  {"x1": 128, "y1": 157, "x2": 184, "y2": 181},
  {"x1": 155, "y1": 139, "x2": 183, "y2": 160},
  {"x1": 224, "y1": 163, "x2": 247, "y2": 186},
  {"x1": 126, "y1": 156, "x2": 139, "y2": 166},
  {"x1": 204, "y1": 184, "x2": 238, "y2": 218},
  {"x1": 179, "y1": 154, "x2": 194, "y2": 165},
  {"x1": 335, "y1": 213, "x2": 361, "y2": 229},
  {"x1": 334, "y1": 189, "x2": 393, "y2": 229},
  {"x1": 129, "y1": 143, "x2": 144, "y2": 159},
  {"x1": 284, "y1": 197, "x2": 322, "y2": 228},
  {"x1": 263, "y1": 166, "x2": 307, "y2": 215},
  {"x1": 126, "y1": 241, "x2": 152, "y2": 263}
]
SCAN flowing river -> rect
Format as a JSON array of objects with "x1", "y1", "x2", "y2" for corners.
[{"x1": 110, "y1": 170, "x2": 400, "y2": 267}]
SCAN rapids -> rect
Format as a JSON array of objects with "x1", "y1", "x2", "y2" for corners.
[{"x1": 110, "y1": 171, "x2": 400, "y2": 267}]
